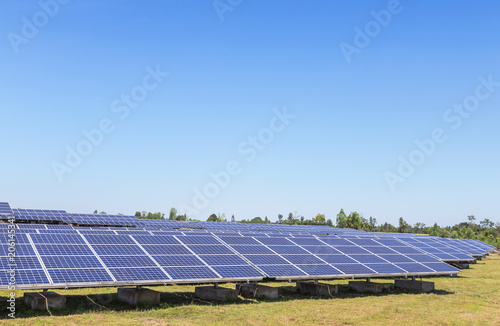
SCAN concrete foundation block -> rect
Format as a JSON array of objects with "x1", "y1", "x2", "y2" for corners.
[
  {"x1": 117, "y1": 288, "x2": 160, "y2": 306},
  {"x1": 296, "y1": 281, "x2": 338, "y2": 296},
  {"x1": 24, "y1": 292, "x2": 66, "y2": 310},
  {"x1": 348, "y1": 281, "x2": 390, "y2": 294},
  {"x1": 394, "y1": 279, "x2": 434, "y2": 293},
  {"x1": 470, "y1": 259, "x2": 477, "y2": 264},
  {"x1": 195, "y1": 286, "x2": 238, "y2": 301},
  {"x1": 236, "y1": 284, "x2": 279, "y2": 299}
]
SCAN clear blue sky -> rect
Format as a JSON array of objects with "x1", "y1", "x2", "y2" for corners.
[{"x1": 1, "y1": 0, "x2": 499, "y2": 227}]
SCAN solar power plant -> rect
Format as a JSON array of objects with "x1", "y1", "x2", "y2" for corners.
[{"x1": 1, "y1": 229, "x2": 463, "y2": 290}]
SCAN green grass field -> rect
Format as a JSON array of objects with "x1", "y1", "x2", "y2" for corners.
[{"x1": 1, "y1": 255, "x2": 499, "y2": 325}]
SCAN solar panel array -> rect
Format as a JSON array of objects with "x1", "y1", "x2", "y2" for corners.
[{"x1": 0, "y1": 201, "x2": 495, "y2": 291}]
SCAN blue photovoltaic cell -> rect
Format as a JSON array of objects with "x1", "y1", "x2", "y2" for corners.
[
  {"x1": 268, "y1": 246, "x2": 309, "y2": 255},
  {"x1": 91, "y1": 245, "x2": 144, "y2": 256},
  {"x1": 364, "y1": 263, "x2": 406, "y2": 274},
  {"x1": 432, "y1": 253, "x2": 460, "y2": 260},
  {"x1": 100, "y1": 256, "x2": 156, "y2": 268},
  {"x1": 424, "y1": 262, "x2": 460, "y2": 272},
  {"x1": 281, "y1": 255, "x2": 325, "y2": 265},
  {"x1": 42, "y1": 256, "x2": 103, "y2": 269},
  {"x1": 257, "y1": 265, "x2": 307, "y2": 277},
  {"x1": 218, "y1": 236, "x2": 260, "y2": 245},
  {"x1": 0, "y1": 233, "x2": 30, "y2": 243},
  {"x1": 48, "y1": 268, "x2": 114, "y2": 283},
  {"x1": 0, "y1": 256, "x2": 42, "y2": 270},
  {"x1": 405, "y1": 254, "x2": 439, "y2": 263},
  {"x1": 1, "y1": 269, "x2": 49, "y2": 285},
  {"x1": 318, "y1": 238, "x2": 353, "y2": 246},
  {"x1": 335, "y1": 246, "x2": 371, "y2": 255},
  {"x1": 395, "y1": 263, "x2": 434, "y2": 273},
  {"x1": 302, "y1": 246, "x2": 341, "y2": 255},
  {"x1": 374, "y1": 239, "x2": 405, "y2": 246},
  {"x1": 378, "y1": 255, "x2": 415, "y2": 263},
  {"x1": 109, "y1": 267, "x2": 168, "y2": 281},
  {"x1": 132, "y1": 235, "x2": 180, "y2": 245},
  {"x1": 115, "y1": 231, "x2": 152, "y2": 236},
  {"x1": 142, "y1": 245, "x2": 192, "y2": 255},
  {"x1": 349, "y1": 255, "x2": 388, "y2": 264},
  {"x1": 77, "y1": 231, "x2": 118, "y2": 235},
  {"x1": 231, "y1": 245, "x2": 275, "y2": 255},
  {"x1": 421, "y1": 248, "x2": 442, "y2": 254},
  {"x1": 347, "y1": 239, "x2": 381, "y2": 246},
  {"x1": 30, "y1": 234, "x2": 86, "y2": 244},
  {"x1": 11, "y1": 256, "x2": 42, "y2": 269},
  {"x1": 334, "y1": 264, "x2": 376, "y2": 275},
  {"x1": 364, "y1": 246, "x2": 398, "y2": 254},
  {"x1": 164, "y1": 266, "x2": 219, "y2": 280},
  {"x1": 177, "y1": 236, "x2": 221, "y2": 245},
  {"x1": 0, "y1": 244, "x2": 36, "y2": 256},
  {"x1": 243, "y1": 255, "x2": 289, "y2": 265},
  {"x1": 391, "y1": 247, "x2": 423, "y2": 254},
  {"x1": 297, "y1": 264, "x2": 342, "y2": 276},
  {"x1": 188, "y1": 245, "x2": 234, "y2": 255},
  {"x1": 317, "y1": 255, "x2": 358, "y2": 264},
  {"x1": 84, "y1": 235, "x2": 136, "y2": 245},
  {"x1": 199, "y1": 255, "x2": 248, "y2": 266},
  {"x1": 153, "y1": 255, "x2": 204, "y2": 267},
  {"x1": 36, "y1": 244, "x2": 94, "y2": 256},
  {"x1": 449, "y1": 253, "x2": 474, "y2": 260},
  {"x1": 212, "y1": 265, "x2": 264, "y2": 278},
  {"x1": 288, "y1": 238, "x2": 324, "y2": 246},
  {"x1": 256, "y1": 238, "x2": 293, "y2": 246}
]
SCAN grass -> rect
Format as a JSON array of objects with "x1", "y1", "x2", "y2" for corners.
[{"x1": 1, "y1": 255, "x2": 499, "y2": 325}]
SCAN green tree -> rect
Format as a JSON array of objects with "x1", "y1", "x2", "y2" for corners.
[
  {"x1": 207, "y1": 214, "x2": 218, "y2": 222},
  {"x1": 398, "y1": 217, "x2": 408, "y2": 233},
  {"x1": 313, "y1": 213, "x2": 326, "y2": 225},
  {"x1": 480, "y1": 218, "x2": 494, "y2": 229},
  {"x1": 336, "y1": 209, "x2": 347, "y2": 228},
  {"x1": 169, "y1": 208, "x2": 177, "y2": 220},
  {"x1": 277, "y1": 214, "x2": 283, "y2": 224},
  {"x1": 250, "y1": 217, "x2": 263, "y2": 224}
]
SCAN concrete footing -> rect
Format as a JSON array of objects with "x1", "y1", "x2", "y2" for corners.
[
  {"x1": 24, "y1": 292, "x2": 66, "y2": 310},
  {"x1": 348, "y1": 281, "x2": 390, "y2": 294},
  {"x1": 296, "y1": 281, "x2": 338, "y2": 296},
  {"x1": 236, "y1": 284, "x2": 279, "y2": 299},
  {"x1": 117, "y1": 288, "x2": 160, "y2": 306},
  {"x1": 195, "y1": 286, "x2": 238, "y2": 301},
  {"x1": 455, "y1": 263, "x2": 470, "y2": 269},
  {"x1": 394, "y1": 279, "x2": 434, "y2": 293}
]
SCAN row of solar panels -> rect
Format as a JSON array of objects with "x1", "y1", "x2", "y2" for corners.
[
  {"x1": 1, "y1": 230, "x2": 467, "y2": 290},
  {"x1": 0, "y1": 202, "x2": 340, "y2": 232}
]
